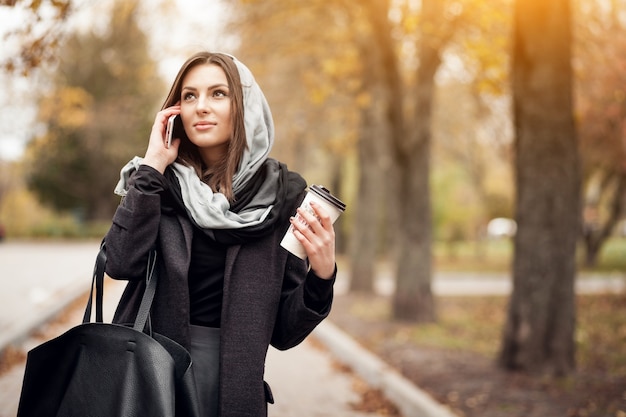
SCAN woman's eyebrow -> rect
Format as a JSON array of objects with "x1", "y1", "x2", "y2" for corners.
[{"x1": 182, "y1": 83, "x2": 229, "y2": 91}]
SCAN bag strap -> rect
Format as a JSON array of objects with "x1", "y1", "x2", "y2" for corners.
[
  {"x1": 133, "y1": 249, "x2": 158, "y2": 331},
  {"x1": 83, "y1": 241, "x2": 106, "y2": 324},
  {"x1": 83, "y1": 241, "x2": 158, "y2": 332}
]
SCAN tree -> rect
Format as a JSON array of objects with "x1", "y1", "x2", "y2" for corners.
[
  {"x1": 390, "y1": 0, "x2": 451, "y2": 321},
  {"x1": 1, "y1": 0, "x2": 73, "y2": 75},
  {"x1": 499, "y1": 0, "x2": 580, "y2": 376},
  {"x1": 25, "y1": 0, "x2": 163, "y2": 221},
  {"x1": 368, "y1": 0, "x2": 511, "y2": 321},
  {"x1": 343, "y1": 0, "x2": 400, "y2": 293}
]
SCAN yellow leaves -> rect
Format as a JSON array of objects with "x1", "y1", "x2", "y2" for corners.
[
  {"x1": 322, "y1": 50, "x2": 362, "y2": 80},
  {"x1": 327, "y1": 130, "x2": 359, "y2": 155},
  {"x1": 2, "y1": 0, "x2": 73, "y2": 74},
  {"x1": 402, "y1": 13, "x2": 419, "y2": 34},
  {"x1": 302, "y1": 50, "x2": 363, "y2": 106},
  {"x1": 302, "y1": 57, "x2": 357, "y2": 105},
  {"x1": 39, "y1": 86, "x2": 93, "y2": 129},
  {"x1": 356, "y1": 92, "x2": 372, "y2": 108},
  {"x1": 462, "y1": 34, "x2": 510, "y2": 96},
  {"x1": 28, "y1": 0, "x2": 42, "y2": 11},
  {"x1": 115, "y1": 0, "x2": 136, "y2": 20},
  {"x1": 308, "y1": 87, "x2": 330, "y2": 106},
  {"x1": 475, "y1": 76, "x2": 507, "y2": 96},
  {"x1": 321, "y1": 59, "x2": 342, "y2": 78}
]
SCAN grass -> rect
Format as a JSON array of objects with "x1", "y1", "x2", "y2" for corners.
[
  {"x1": 409, "y1": 297, "x2": 508, "y2": 355},
  {"x1": 434, "y1": 239, "x2": 514, "y2": 272},
  {"x1": 398, "y1": 295, "x2": 626, "y2": 375},
  {"x1": 432, "y1": 237, "x2": 626, "y2": 273},
  {"x1": 576, "y1": 294, "x2": 626, "y2": 376}
]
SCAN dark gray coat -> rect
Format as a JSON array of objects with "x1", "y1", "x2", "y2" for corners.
[{"x1": 104, "y1": 171, "x2": 334, "y2": 417}]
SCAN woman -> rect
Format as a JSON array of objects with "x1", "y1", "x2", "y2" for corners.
[{"x1": 105, "y1": 52, "x2": 337, "y2": 417}]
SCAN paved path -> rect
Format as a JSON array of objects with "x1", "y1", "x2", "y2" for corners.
[{"x1": 0, "y1": 241, "x2": 99, "y2": 351}]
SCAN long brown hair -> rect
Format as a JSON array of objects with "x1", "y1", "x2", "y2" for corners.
[{"x1": 162, "y1": 52, "x2": 247, "y2": 202}]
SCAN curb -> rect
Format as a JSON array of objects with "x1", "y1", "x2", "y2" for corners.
[
  {"x1": 0, "y1": 284, "x2": 90, "y2": 356},
  {"x1": 313, "y1": 320, "x2": 458, "y2": 417}
]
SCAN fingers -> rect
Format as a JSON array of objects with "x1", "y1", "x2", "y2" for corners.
[
  {"x1": 143, "y1": 106, "x2": 181, "y2": 173},
  {"x1": 156, "y1": 106, "x2": 181, "y2": 140},
  {"x1": 291, "y1": 202, "x2": 327, "y2": 237},
  {"x1": 289, "y1": 201, "x2": 336, "y2": 279}
]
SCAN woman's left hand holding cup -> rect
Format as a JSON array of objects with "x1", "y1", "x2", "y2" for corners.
[{"x1": 289, "y1": 201, "x2": 336, "y2": 280}]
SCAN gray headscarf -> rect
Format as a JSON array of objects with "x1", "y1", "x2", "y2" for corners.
[{"x1": 114, "y1": 54, "x2": 280, "y2": 230}]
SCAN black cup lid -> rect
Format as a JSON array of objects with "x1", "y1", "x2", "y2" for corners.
[{"x1": 309, "y1": 185, "x2": 346, "y2": 211}]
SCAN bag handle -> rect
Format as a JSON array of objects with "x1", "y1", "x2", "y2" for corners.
[
  {"x1": 83, "y1": 241, "x2": 158, "y2": 333},
  {"x1": 133, "y1": 249, "x2": 158, "y2": 331},
  {"x1": 83, "y1": 241, "x2": 106, "y2": 324}
]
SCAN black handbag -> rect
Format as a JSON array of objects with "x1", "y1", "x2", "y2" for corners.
[{"x1": 17, "y1": 244, "x2": 201, "y2": 417}]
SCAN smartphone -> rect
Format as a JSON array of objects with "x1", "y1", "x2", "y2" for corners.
[{"x1": 165, "y1": 115, "x2": 177, "y2": 148}]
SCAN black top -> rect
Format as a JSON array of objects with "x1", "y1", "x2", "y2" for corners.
[{"x1": 188, "y1": 226, "x2": 226, "y2": 327}]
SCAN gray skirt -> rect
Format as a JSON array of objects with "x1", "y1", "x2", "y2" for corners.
[{"x1": 189, "y1": 324, "x2": 221, "y2": 417}]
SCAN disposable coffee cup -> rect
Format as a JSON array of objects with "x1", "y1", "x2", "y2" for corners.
[{"x1": 280, "y1": 185, "x2": 346, "y2": 259}]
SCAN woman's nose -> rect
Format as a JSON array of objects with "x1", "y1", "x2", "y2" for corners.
[{"x1": 196, "y1": 95, "x2": 211, "y2": 113}]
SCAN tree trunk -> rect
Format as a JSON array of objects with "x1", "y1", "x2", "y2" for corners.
[
  {"x1": 393, "y1": 143, "x2": 435, "y2": 321},
  {"x1": 392, "y1": 0, "x2": 443, "y2": 322},
  {"x1": 348, "y1": 0, "x2": 403, "y2": 293},
  {"x1": 499, "y1": 0, "x2": 580, "y2": 376},
  {"x1": 349, "y1": 67, "x2": 389, "y2": 292},
  {"x1": 329, "y1": 158, "x2": 348, "y2": 255},
  {"x1": 349, "y1": 119, "x2": 387, "y2": 292}
]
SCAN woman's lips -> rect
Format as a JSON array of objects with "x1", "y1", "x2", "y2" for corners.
[{"x1": 194, "y1": 121, "x2": 216, "y2": 131}]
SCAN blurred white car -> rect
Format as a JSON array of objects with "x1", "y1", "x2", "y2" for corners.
[{"x1": 487, "y1": 218, "x2": 517, "y2": 238}]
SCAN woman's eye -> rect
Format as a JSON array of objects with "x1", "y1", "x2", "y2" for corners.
[
  {"x1": 183, "y1": 92, "x2": 196, "y2": 101},
  {"x1": 213, "y1": 90, "x2": 228, "y2": 98}
]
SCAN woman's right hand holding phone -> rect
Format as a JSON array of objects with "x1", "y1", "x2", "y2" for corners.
[{"x1": 142, "y1": 106, "x2": 181, "y2": 174}]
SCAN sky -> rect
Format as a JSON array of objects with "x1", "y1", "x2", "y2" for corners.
[{"x1": 0, "y1": 0, "x2": 235, "y2": 161}]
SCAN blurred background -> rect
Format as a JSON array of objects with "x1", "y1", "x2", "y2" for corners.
[
  {"x1": 1, "y1": 0, "x2": 624, "y2": 264},
  {"x1": 1, "y1": 1, "x2": 625, "y2": 283},
  {"x1": 0, "y1": 0, "x2": 625, "y2": 415}
]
